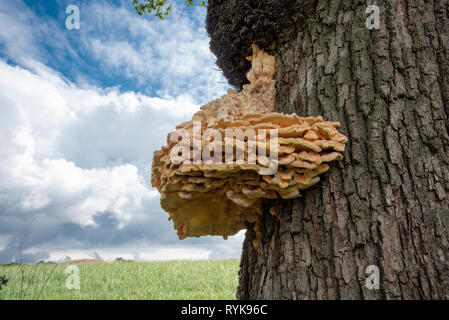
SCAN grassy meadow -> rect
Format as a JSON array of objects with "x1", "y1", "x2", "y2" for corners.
[{"x1": 0, "y1": 259, "x2": 239, "y2": 300}]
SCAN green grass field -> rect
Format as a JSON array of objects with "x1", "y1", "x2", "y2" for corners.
[{"x1": 0, "y1": 259, "x2": 239, "y2": 300}]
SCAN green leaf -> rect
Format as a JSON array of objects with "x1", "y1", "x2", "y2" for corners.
[{"x1": 132, "y1": 0, "x2": 206, "y2": 19}]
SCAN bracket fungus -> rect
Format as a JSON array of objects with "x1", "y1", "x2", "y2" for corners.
[{"x1": 151, "y1": 45, "x2": 347, "y2": 249}]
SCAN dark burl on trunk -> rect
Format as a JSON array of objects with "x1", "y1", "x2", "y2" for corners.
[{"x1": 207, "y1": 0, "x2": 449, "y2": 299}]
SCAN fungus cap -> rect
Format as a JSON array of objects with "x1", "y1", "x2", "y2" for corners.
[{"x1": 151, "y1": 45, "x2": 347, "y2": 243}]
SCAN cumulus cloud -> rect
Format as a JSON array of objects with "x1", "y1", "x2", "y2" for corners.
[
  {"x1": 82, "y1": 0, "x2": 226, "y2": 101},
  {"x1": 0, "y1": 0, "x2": 228, "y2": 104},
  {"x1": 0, "y1": 58, "x2": 241, "y2": 264},
  {"x1": 36, "y1": 246, "x2": 213, "y2": 263},
  {"x1": 0, "y1": 60, "x2": 163, "y2": 242},
  {"x1": 0, "y1": 0, "x2": 244, "y2": 264}
]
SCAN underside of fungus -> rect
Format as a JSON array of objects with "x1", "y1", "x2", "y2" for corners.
[{"x1": 151, "y1": 45, "x2": 347, "y2": 249}]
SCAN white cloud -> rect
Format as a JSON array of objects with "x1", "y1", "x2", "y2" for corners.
[
  {"x1": 0, "y1": 59, "x2": 244, "y2": 262},
  {"x1": 0, "y1": 59, "x2": 181, "y2": 226},
  {"x1": 0, "y1": 1, "x2": 37, "y2": 59},
  {"x1": 81, "y1": 1, "x2": 228, "y2": 102},
  {"x1": 0, "y1": 0, "x2": 228, "y2": 104},
  {"x1": 38, "y1": 245, "x2": 212, "y2": 263},
  {"x1": 0, "y1": 235, "x2": 11, "y2": 253},
  {"x1": 0, "y1": 0, "x2": 244, "y2": 263}
]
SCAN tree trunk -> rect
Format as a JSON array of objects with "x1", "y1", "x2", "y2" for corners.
[{"x1": 208, "y1": 0, "x2": 449, "y2": 299}]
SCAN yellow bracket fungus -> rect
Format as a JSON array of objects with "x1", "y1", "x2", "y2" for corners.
[{"x1": 151, "y1": 45, "x2": 347, "y2": 249}]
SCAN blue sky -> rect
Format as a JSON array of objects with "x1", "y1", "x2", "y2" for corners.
[{"x1": 0, "y1": 0, "x2": 245, "y2": 263}]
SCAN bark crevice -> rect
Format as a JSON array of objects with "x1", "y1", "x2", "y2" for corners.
[{"x1": 207, "y1": 0, "x2": 449, "y2": 300}]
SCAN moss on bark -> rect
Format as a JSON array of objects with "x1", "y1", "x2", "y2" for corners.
[{"x1": 206, "y1": 0, "x2": 316, "y2": 88}]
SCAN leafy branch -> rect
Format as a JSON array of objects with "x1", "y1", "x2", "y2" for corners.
[
  {"x1": 0, "y1": 275, "x2": 8, "y2": 290},
  {"x1": 0, "y1": 275, "x2": 8, "y2": 299},
  {"x1": 132, "y1": 0, "x2": 206, "y2": 19}
]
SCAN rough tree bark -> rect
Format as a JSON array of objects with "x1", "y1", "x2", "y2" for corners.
[{"x1": 207, "y1": 0, "x2": 449, "y2": 299}]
